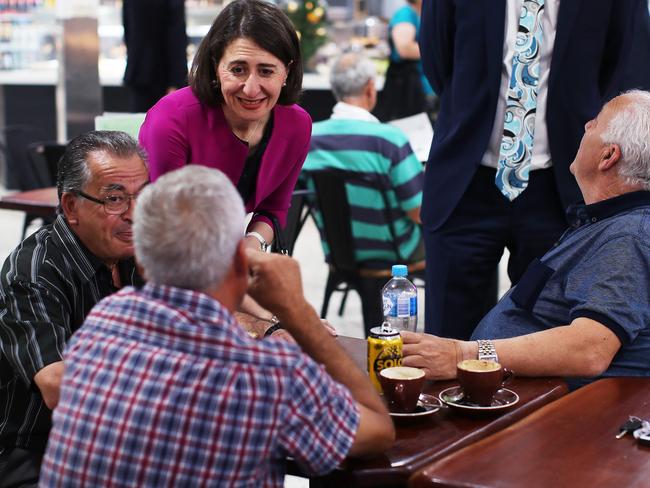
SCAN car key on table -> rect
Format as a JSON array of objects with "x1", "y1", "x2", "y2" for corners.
[{"x1": 616, "y1": 416, "x2": 643, "y2": 439}]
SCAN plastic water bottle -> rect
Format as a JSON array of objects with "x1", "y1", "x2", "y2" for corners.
[{"x1": 381, "y1": 264, "x2": 417, "y2": 332}]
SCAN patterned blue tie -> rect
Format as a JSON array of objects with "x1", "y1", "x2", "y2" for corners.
[{"x1": 496, "y1": 0, "x2": 545, "y2": 200}]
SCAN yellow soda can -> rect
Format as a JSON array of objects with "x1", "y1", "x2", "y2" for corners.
[{"x1": 367, "y1": 323, "x2": 403, "y2": 392}]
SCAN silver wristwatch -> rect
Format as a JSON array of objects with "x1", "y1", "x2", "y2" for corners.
[
  {"x1": 477, "y1": 339, "x2": 499, "y2": 362},
  {"x1": 246, "y1": 231, "x2": 269, "y2": 252}
]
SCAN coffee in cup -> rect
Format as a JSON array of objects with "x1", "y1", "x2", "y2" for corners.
[
  {"x1": 456, "y1": 359, "x2": 513, "y2": 406},
  {"x1": 379, "y1": 366, "x2": 426, "y2": 413}
]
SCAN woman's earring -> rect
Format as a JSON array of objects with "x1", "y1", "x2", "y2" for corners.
[
  {"x1": 210, "y1": 79, "x2": 219, "y2": 90},
  {"x1": 282, "y1": 80, "x2": 287, "y2": 87}
]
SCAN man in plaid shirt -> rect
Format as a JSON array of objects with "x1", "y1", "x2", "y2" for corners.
[{"x1": 40, "y1": 166, "x2": 394, "y2": 486}]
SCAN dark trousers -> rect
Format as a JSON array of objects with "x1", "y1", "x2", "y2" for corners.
[
  {"x1": 0, "y1": 448, "x2": 42, "y2": 488},
  {"x1": 127, "y1": 84, "x2": 168, "y2": 113},
  {"x1": 424, "y1": 166, "x2": 568, "y2": 339}
]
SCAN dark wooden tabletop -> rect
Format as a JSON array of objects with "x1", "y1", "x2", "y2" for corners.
[
  {"x1": 0, "y1": 187, "x2": 58, "y2": 217},
  {"x1": 409, "y1": 377, "x2": 650, "y2": 488},
  {"x1": 301, "y1": 337, "x2": 568, "y2": 487}
]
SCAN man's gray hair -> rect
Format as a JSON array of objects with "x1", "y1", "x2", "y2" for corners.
[
  {"x1": 134, "y1": 166, "x2": 246, "y2": 291},
  {"x1": 601, "y1": 90, "x2": 650, "y2": 190},
  {"x1": 329, "y1": 52, "x2": 377, "y2": 101},
  {"x1": 57, "y1": 130, "x2": 148, "y2": 209}
]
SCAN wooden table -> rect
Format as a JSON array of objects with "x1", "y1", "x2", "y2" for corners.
[
  {"x1": 0, "y1": 187, "x2": 58, "y2": 217},
  {"x1": 300, "y1": 337, "x2": 568, "y2": 487},
  {"x1": 409, "y1": 377, "x2": 650, "y2": 488}
]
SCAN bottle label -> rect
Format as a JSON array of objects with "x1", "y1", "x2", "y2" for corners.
[
  {"x1": 382, "y1": 295, "x2": 393, "y2": 316},
  {"x1": 385, "y1": 294, "x2": 417, "y2": 317}
]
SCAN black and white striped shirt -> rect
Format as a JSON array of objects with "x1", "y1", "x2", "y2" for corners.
[{"x1": 0, "y1": 215, "x2": 142, "y2": 454}]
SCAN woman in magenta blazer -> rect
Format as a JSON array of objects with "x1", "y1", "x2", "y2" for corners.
[{"x1": 139, "y1": 0, "x2": 310, "y2": 253}]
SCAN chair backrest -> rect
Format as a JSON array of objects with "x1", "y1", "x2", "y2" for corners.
[
  {"x1": 94, "y1": 113, "x2": 146, "y2": 140},
  {"x1": 27, "y1": 141, "x2": 66, "y2": 188},
  {"x1": 273, "y1": 188, "x2": 313, "y2": 256},
  {"x1": 0, "y1": 125, "x2": 50, "y2": 190},
  {"x1": 308, "y1": 168, "x2": 403, "y2": 272}
]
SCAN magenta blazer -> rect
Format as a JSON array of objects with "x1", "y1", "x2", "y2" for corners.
[{"x1": 139, "y1": 86, "x2": 312, "y2": 227}]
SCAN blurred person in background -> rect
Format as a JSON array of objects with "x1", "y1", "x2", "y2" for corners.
[
  {"x1": 304, "y1": 52, "x2": 425, "y2": 272},
  {"x1": 123, "y1": 0, "x2": 188, "y2": 113},
  {"x1": 139, "y1": 0, "x2": 310, "y2": 254},
  {"x1": 375, "y1": 0, "x2": 436, "y2": 121}
]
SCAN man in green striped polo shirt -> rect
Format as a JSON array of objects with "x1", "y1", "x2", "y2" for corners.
[{"x1": 303, "y1": 52, "x2": 425, "y2": 267}]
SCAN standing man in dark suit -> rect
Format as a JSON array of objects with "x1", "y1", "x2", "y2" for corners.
[
  {"x1": 123, "y1": 0, "x2": 188, "y2": 113},
  {"x1": 419, "y1": 0, "x2": 641, "y2": 339}
]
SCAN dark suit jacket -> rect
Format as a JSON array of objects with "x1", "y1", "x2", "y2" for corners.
[
  {"x1": 123, "y1": 0, "x2": 188, "y2": 89},
  {"x1": 420, "y1": 0, "x2": 641, "y2": 231},
  {"x1": 623, "y1": 1, "x2": 650, "y2": 92}
]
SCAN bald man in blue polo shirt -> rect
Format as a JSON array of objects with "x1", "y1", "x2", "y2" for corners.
[{"x1": 401, "y1": 90, "x2": 650, "y2": 388}]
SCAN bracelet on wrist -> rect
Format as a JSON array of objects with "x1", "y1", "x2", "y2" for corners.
[
  {"x1": 245, "y1": 231, "x2": 269, "y2": 252},
  {"x1": 264, "y1": 322, "x2": 283, "y2": 338}
]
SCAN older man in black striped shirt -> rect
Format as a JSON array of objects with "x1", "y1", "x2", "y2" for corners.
[{"x1": 0, "y1": 131, "x2": 148, "y2": 487}]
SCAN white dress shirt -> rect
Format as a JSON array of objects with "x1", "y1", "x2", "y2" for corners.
[
  {"x1": 330, "y1": 101, "x2": 380, "y2": 122},
  {"x1": 482, "y1": 0, "x2": 560, "y2": 170}
]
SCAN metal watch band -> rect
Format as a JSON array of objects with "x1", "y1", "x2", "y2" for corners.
[
  {"x1": 476, "y1": 339, "x2": 499, "y2": 363},
  {"x1": 245, "y1": 231, "x2": 269, "y2": 252}
]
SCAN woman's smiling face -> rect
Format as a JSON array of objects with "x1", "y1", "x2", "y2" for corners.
[{"x1": 216, "y1": 37, "x2": 288, "y2": 126}]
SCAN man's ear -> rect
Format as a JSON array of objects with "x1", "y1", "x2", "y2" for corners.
[
  {"x1": 60, "y1": 192, "x2": 79, "y2": 226},
  {"x1": 599, "y1": 143, "x2": 622, "y2": 172},
  {"x1": 365, "y1": 78, "x2": 375, "y2": 98}
]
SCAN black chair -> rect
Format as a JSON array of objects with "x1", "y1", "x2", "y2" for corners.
[
  {"x1": 27, "y1": 141, "x2": 65, "y2": 187},
  {"x1": 1, "y1": 126, "x2": 60, "y2": 238},
  {"x1": 272, "y1": 188, "x2": 313, "y2": 256},
  {"x1": 306, "y1": 168, "x2": 425, "y2": 336}
]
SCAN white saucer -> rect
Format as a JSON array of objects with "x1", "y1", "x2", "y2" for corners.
[
  {"x1": 389, "y1": 393, "x2": 442, "y2": 418},
  {"x1": 439, "y1": 386, "x2": 519, "y2": 412}
]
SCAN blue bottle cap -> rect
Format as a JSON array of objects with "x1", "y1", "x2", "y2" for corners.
[{"x1": 391, "y1": 264, "x2": 408, "y2": 277}]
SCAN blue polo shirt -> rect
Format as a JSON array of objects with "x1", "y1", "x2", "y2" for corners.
[{"x1": 472, "y1": 191, "x2": 650, "y2": 387}]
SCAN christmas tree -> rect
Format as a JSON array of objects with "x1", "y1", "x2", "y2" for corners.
[{"x1": 283, "y1": 0, "x2": 328, "y2": 70}]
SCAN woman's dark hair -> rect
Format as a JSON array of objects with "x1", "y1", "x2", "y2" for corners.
[{"x1": 189, "y1": 0, "x2": 303, "y2": 107}]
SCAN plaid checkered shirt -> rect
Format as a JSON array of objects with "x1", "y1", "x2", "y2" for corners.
[{"x1": 40, "y1": 283, "x2": 359, "y2": 487}]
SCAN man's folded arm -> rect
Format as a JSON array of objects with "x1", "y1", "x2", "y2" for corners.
[{"x1": 0, "y1": 280, "x2": 70, "y2": 407}]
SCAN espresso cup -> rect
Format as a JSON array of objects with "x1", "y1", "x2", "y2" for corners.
[
  {"x1": 379, "y1": 366, "x2": 426, "y2": 413},
  {"x1": 456, "y1": 359, "x2": 513, "y2": 406}
]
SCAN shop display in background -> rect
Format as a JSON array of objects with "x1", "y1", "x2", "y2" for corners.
[
  {"x1": 283, "y1": 0, "x2": 328, "y2": 70},
  {"x1": 0, "y1": 0, "x2": 48, "y2": 13},
  {"x1": 0, "y1": 1, "x2": 55, "y2": 70}
]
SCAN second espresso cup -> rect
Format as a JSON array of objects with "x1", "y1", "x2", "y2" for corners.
[
  {"x1": 457, "y1": 359, "x2": 513, "y2": 406},
  {"x1": 379, "y1": 366, "x2": 426, "y2": 413}
]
